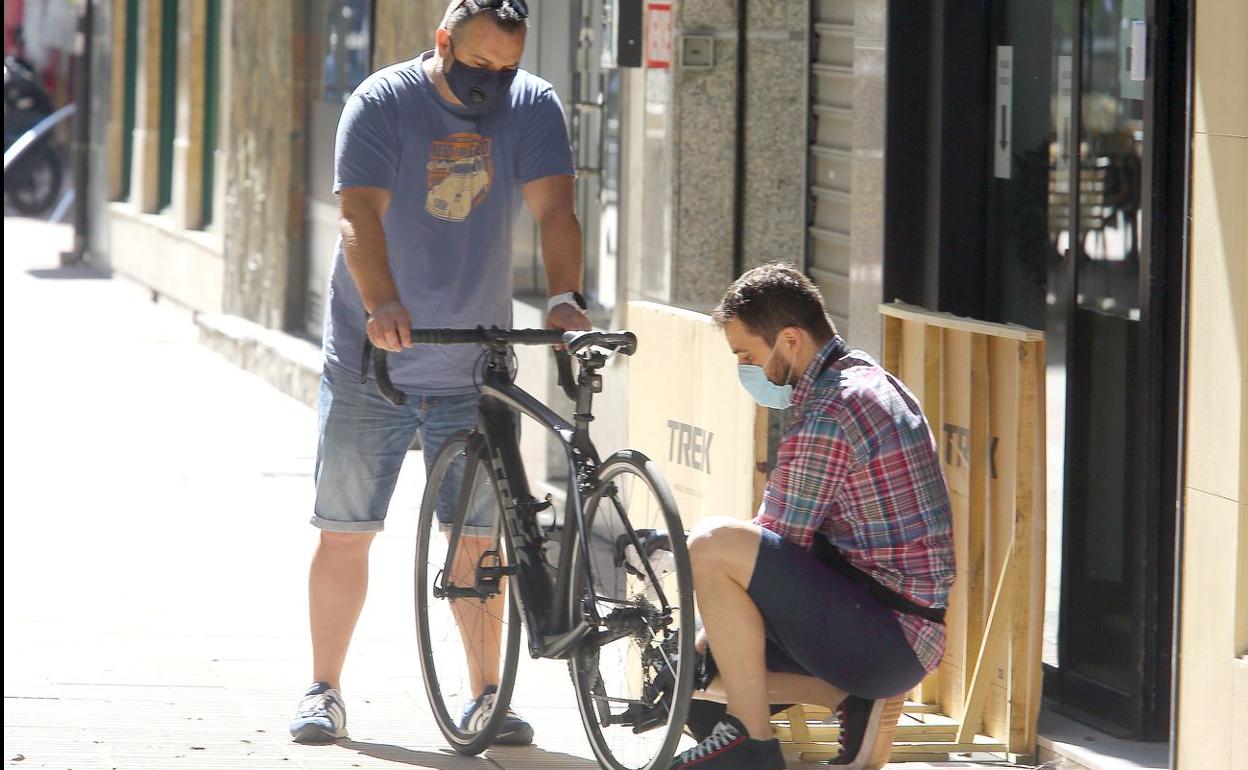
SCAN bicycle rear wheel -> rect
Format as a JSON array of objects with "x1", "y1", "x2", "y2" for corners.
[
  {"x1": 414, "y1": 430, "x2": 522, "y2": 755},
  {"x1": 568, "y1": 450, "x2": 695, "y2": 770}
]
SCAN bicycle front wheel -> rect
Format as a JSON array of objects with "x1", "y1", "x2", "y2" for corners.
[
  {"x1": 414, "y1": 430, "x2": 522, "y2": 756},
  {"x1": 569, "y1": 450, "x2": 696, "y2": 770}
]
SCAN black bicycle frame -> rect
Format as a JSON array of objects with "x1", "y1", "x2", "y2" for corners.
[
  {"x1": 426, "y1": 345, "x2": 615, "y2": 661},
  {"x1": 488, "y1": 369, "x2": 600, "y2": 658},
  {"x1": 364, "y1": 326, "x2": 654, "y2": 661}
]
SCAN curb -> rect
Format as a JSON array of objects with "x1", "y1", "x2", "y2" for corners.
[{"x1": 195, "y1": 312, "x2": 323, "y2": 410}]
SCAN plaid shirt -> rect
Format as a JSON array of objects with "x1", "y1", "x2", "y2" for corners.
[{"x1": 754, "y1": 338, "x2": 956, "y2": 673}]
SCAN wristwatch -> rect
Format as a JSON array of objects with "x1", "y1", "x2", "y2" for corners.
[{"x1": 547, "y1": 290, "x2": 588, "y2": 313}]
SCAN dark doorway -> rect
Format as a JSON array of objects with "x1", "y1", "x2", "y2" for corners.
[{"x1": 883, "y1": 0, "x2": 1187, "y2": 740}]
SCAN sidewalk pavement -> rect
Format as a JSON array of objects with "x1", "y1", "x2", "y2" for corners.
[{"x1": 2, "y1": 217, "x2": 989, "y2": 770}]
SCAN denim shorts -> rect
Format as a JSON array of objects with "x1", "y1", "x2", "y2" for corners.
[
  {"x1": 312, "y1": 361, "x2": 500, "y2": 535},
  {"x1": 746, "y1": 527, "x2": 928, "y2": 699}
]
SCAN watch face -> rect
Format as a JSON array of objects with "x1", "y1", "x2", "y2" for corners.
[{"x1": 572, "y1": 291, "x2": 587, "y2": 310}]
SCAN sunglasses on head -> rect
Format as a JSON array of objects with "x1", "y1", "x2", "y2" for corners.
[{"x1": 458, "y1": 0, "x2": 530, "y2": 19}]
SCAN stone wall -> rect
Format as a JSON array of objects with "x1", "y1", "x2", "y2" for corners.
[
  {"x1": 372, "y1": 0, "x2": 442, "y2": 70},
  {"x1": 664, "y1": 0, "x2": 811, "y2": 311},
  {"x1": 670, "y1": 0, "x2": 739, "y2": 310},
  {"x1": 86, "y1": 0, "x2": 116, "y2": 267},
  {"x1": 221, "y1": 1, "x2": 308, "y2": 329},
  {"x1": 1177, "y1": 0, "x2": 1248, "y2": 767},
  {"x1": 741, "y1": 0, "x2": 808, "y2": 273}
]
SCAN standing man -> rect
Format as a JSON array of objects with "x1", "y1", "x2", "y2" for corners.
[
  {"x1": 290, "y1": 0, "x2": 591, "y2": 746},
  {"x1": 671, "y1": 264, "x2": 955, "y2": 770}
]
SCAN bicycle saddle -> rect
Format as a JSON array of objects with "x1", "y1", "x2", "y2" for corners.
[{"x1": 561, "y1": 330, "x2": 638, "y2": 357}]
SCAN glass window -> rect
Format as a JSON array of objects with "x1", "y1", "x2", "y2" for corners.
[
  {"x1": 200, "y1": 0, "x2": 221, "y2": 227},
  {"x1": 119, "y1": 0, "x2": 139, "y2": 201},
  {"x1": 157, "y1": 0, "x2": 178, "y2": 210},
  {"x1": 304, "y1": 0, "x2": 373, "y2": 336},
  {"x1": 320, "y1": 0, "x2": 372, "y2": 105}
]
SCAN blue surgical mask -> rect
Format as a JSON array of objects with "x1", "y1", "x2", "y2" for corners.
[
  {"x1": 737, "y1": 341, "x2": 797, "y2": 410},
  {"x1": 444, "y1": 41, "x2": 518, "y2": 116}
]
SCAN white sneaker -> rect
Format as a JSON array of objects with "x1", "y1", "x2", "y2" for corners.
[{"x1": 290, "y1": 682, "x2": 348, "y2": 744}]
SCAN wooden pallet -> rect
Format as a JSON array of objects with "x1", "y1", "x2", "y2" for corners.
[{"x1": 772, "y1": 303, "x2": 1047, "y2": 763}]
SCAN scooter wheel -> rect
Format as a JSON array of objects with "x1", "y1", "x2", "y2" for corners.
[{"x1": 5, "y1": 146, "x2": 63, "y2": 215}]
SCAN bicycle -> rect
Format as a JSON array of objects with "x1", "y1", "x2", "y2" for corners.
[{"x1": 362, "y1": 326, "x2": 696, "y2": 770}]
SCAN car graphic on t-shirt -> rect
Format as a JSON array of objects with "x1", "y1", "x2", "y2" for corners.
[{"x1": 425, "y1": 133, "x2": 493, "y2": 222}]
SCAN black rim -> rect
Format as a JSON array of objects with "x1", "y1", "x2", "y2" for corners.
[
  {"x1": 415, "y1": 433, "x2": 520, "y2": 754},
  {"x1": 569, "y1": 458, "x2": 694, "y2": 770}
]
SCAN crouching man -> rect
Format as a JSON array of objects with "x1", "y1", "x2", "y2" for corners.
[{"x1": 671, "y1": 264, "x2": 955, "y2": 770}]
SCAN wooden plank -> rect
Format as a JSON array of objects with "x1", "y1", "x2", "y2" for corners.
[
  {"x1": 798, "y1": 737, "x2": 1010, "y2": 763},
  {"x1": 984, "y1": 337, "x2": 1021, "y2": 740},
  {"x1": 955, "y1": 542, "x2": 1017, "y2": 744},
  {"x1": 784, "y1": 705, "x2": 812, "y2": 743},
  {"x1": 967, "y1": 333, "x2": 991, "y2": 679},
  {"x1": 899, "y1": 320, "x2": 925, "y2": 395},
  {"x1": 1008, "y1": 340, "x2": 1045, "y2": 754},
  {"x1": 888, "y1": 319, "x2": 943, "y2": 708},
  {"x1": 753, "y1": 405, "x2": 769, "y2": 513},
  {"x1": 891, "y1": 738, "x2": 1009, "y2": 754},
  {"x1": 918, "y1": 319, "x2": 943, "y2": 708},
  {"x1": 774, "y1": 702, "x2": 942, "y2": 724},
  {"x1": 883, "y1": 314, "x2": 902, "y2": 374},
  {"x1": 774, "y1": 723, "x2": 959, "y2": 743},
  {"x1": 800, "y1": 751, "x2": 988, "y2": 763},
  {"x1": 920, "y1": 324, "x2": 946, "y2": 708},
  {"x1": 880, "y1": 302, "x2": 1045, "y2": 342},
  {"x1": 924, "y1": 325, "x2": 943, "y2": 425},
  {"x1": 939, "y1": 328, "x2": 972, "y2": 719}
]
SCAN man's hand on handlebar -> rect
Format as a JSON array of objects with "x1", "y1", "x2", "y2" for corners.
[
  {"x1": 547, "y1": 303, "x2": 592, "y2": 333},
  {"x1": 367, "y1": 299, "x2": 413, "y2": 352}
]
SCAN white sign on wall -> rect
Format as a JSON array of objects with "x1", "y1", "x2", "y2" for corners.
[
  {"x1": 646, "y1": 3, "x2": 673, "y2": 69},
  {"x1": 994, "y1": 45, "x2": 1014, "y2": 180}
]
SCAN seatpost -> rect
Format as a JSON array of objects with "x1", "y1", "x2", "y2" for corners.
[{"x1": 572, "y1": 353, "x2": 607, "y2": 433}]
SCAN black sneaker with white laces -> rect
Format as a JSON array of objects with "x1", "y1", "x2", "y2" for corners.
[
  {"x1": 829, "y1": 694, "x2": 904, "y2": 770},
  {"x1": 669, "y1": 713, "x2": 785, "y2": 770}
]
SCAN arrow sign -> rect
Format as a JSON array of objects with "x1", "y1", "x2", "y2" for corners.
[{"x1": 994, "y1": 46, "x2": 1013, "y2": 179}]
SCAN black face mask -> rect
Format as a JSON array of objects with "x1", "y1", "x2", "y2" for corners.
[{"x1": 443, "y1": 40, "x2": 518, "y2": 116}]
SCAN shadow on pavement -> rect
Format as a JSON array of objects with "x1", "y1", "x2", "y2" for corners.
[
  {"x1": 338, "y1": 741, "x2": 493, "y2": 768},
  {"x1": 26, "y1": 265, "x2": 109, "y2": 280},
  {"x1": 339, "y1": 740, "x2": 600, "y2": 769}
]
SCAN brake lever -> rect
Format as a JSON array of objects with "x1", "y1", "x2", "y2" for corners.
[
  {"x1": 360, "y1": 338, "x2": 408, "y2": 406},
  {"x1": 554, "y1": 348, "x2": 578, "y2": 402}
]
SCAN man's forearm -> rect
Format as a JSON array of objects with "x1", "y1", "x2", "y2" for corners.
[
  {"x1": 341, "y1": 213, "x2": 399, "y2": 312},
  {"x1": 539, "y1": 209, "x2": 583, "y2": 296}
]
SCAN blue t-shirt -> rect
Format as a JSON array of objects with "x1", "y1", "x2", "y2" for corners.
[{"x1": 323, "y1": 51, "x2": 574, "y2": 394}]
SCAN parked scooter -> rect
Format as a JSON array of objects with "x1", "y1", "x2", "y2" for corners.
[{"x1": 4, "y1": 56, "x2": 64, "y2": 215}]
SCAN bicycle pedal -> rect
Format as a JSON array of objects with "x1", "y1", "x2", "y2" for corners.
[
  {"x1": 475, "y1": 550, "x2": 509, "y2": 589},
  {"x1": 608, "y1": 701, "x2": 669, "y2": 735}
]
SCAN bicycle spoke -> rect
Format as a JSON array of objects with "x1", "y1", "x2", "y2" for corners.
[
  {"x1": 570, "y1": 456, "x2": 695, "y2": 770},
  {"x1": 415, "y1": 433, "x2": 521, "y2": 756}
]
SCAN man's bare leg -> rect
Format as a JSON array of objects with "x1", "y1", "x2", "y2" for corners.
[
  {"x1": 310, "y1": 531, "x2": 377, "y2": 689},
  {"x1": 695, "y1": 672, "x2": 848, "y2": 711},
  {"x1": 687, "y1": 517, "x2": 775, "y2": 738},
  {"x1": 448, "y1": 534, "x2": 504, "y2": 698}
]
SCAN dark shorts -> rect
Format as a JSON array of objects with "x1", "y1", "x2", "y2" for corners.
[{"x1": 745, "y1": 527, "x2": 928, "y2": 699}]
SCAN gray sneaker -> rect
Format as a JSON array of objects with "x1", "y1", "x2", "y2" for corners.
[
  {"x1": 290, "y1": 682, "x2": 348, "y2": 744},
  {"x1": 459, "y1": 685, "x2": 535, "y2": 745}
]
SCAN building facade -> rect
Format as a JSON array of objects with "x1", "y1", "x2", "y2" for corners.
[{"x1": 80, "y1": 0, "x2": 1245, "y2": 765}]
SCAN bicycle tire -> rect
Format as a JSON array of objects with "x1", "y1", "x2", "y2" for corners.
[
  {"x1": 414, "y1": 430, "x2": 522, "y2": 755},
  {"x1": 568, "y1": 450, "x2": 696, "y2": 770}
]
